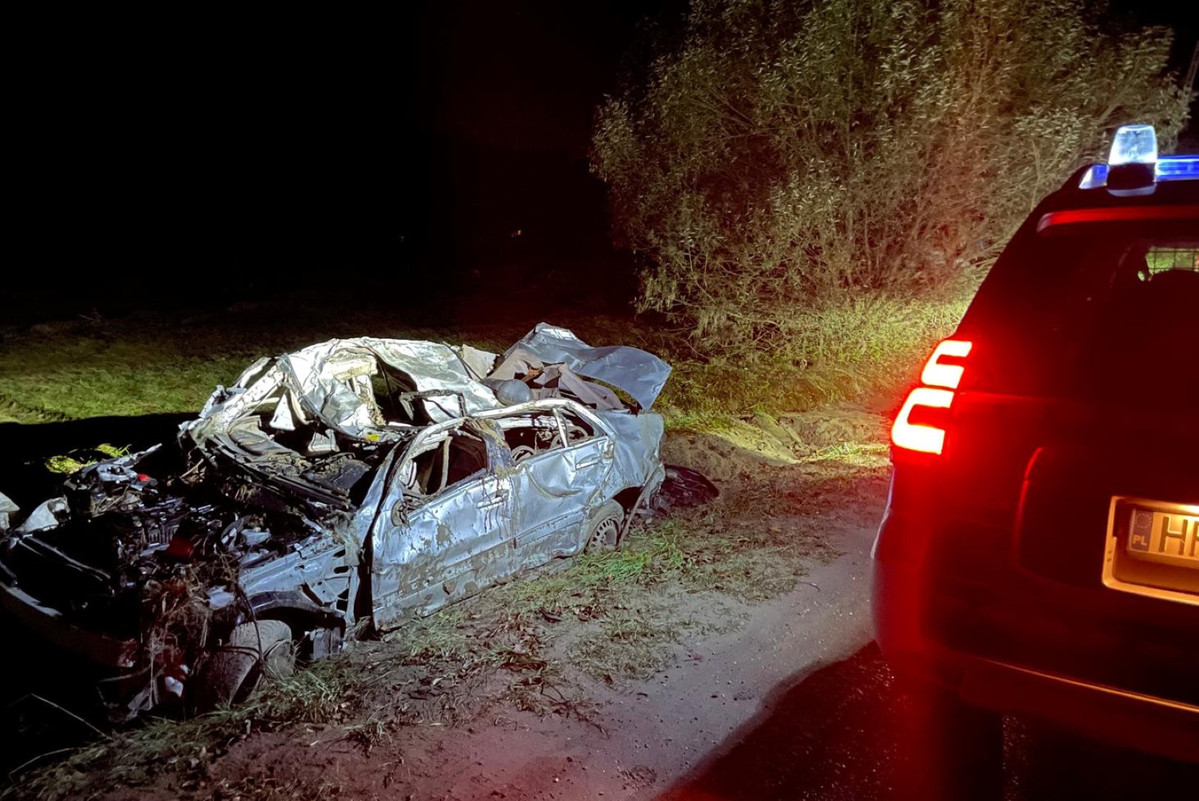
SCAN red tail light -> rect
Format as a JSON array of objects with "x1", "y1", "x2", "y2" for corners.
[{"x1": 891, "y1": 339, "x2": 973, "y2": 455}]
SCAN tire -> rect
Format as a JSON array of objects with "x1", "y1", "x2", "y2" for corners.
[
  {"x1": 192, "y1": 619, "x2": 295, "y2": 712},
  {"x1": 896, "y1": 681, "x2": 1004, "y2": 801},
  {"x1": 583, "y1": 501, "x2": 624, "y2": 553}
]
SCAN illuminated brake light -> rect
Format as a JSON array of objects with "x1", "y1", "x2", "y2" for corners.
[
  {"x1": 892, "y1": 388, "x2": 954, "y2": 454},
  {"x1": 920, "y1": 339, "x2": 972, "y2": 388},
  {"x1": 1037, "y1": 205, "x2": 1199, "y2": 232},
  {"x1": 891, "y1": 339, "x2": 973, "y2": 456}
]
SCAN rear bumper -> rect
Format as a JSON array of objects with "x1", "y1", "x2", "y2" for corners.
[
  {"x1": 873, "y1": 514, "x2": 1199, "y2": 764},
  {"x1": 959, "y1": 655, "x2": 1199, "y2": 764}
]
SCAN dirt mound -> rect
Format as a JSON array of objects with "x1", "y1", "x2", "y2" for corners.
[
  {"x1": 661, "y1": 422, "x2": 797, "y2": 484},
  {"x1": 778, "y1": 407, "x2": 889, "y2": 454},
  {"x1": 662, "y1": 407, "x2": 887, "y2": 483}
]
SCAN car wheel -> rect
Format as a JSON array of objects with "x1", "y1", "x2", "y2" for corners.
[
  {"x1": 584, "y1": 501, "x2": 624, "y2": 553},
  {"x1": 193, "y1": 619, "x2": 295, "y2": 712},
  {"x1": 897, "y1": 681, "x2": 1004, "y2": 801}
]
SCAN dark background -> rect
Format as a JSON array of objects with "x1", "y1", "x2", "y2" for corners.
[{"x1": 7, "y1": 1, "x2": 1196, "y2": 322}]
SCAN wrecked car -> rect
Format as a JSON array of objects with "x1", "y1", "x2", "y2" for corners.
[{"x1": 0, "y1": 324, "x2": 669, "y2": 720}]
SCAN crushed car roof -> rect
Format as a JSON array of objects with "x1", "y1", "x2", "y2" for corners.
[{"x1": 189, "y1": 323, "x2": 671, "y2": 446}]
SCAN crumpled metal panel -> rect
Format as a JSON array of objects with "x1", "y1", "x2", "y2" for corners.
[
  {"x1": 454, "y1": 344, "x2": 499, "y2": 380},
  {"x1": 189, "y1": 339, "x2": 505, "y2": 446},
  {"x1": 369, "y1": 419, "x2": 515, "y2": 627},
  {"x1": 207, "y1": 524, "x2": 360, "y2": 624},
  {"x1": 14, "y1": 497, "x2": 68, "y2": 534},
  {"x1": 596, "y1": 410, "x2": 664, "y2": 490},
  {"x1": 0, "y1": 491, "x2": 18, "y2": 532},
  {"x1": 364, "y1": 398, "x2": 664, "y2": 630},
  {"x1": 532, "y1": 364, "x2": 623, "y2": 411},
  {"x1": 279, "y1": 338, "x2": 502, "y2": 426},
  {"x1": 492, "y1": 323, "x2": 671, "y2": 411},
  {"x1": 191, "y1": 326, "x2": 667, "y2": 452}
]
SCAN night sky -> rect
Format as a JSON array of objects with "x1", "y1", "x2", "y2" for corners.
[
  {"x1": 12, "y1": 3, "x2": 666, "y2": 313},
  {"x1": 8, "y1": 1, "x2": 1195, "y2": 319}
]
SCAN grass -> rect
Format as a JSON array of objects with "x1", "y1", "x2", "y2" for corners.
[
  {"x1": 800, "y1": 441, "x2": 890, "y2": 465},
  {"x1": 655, "y1": 293, "x2": 971, "y2": 419},
  {"x1": 569, "y1": 606, "x2": 690, "y2": 682},
  {"x1": 0, "y1": 290, "x2": 968, "y2": 427},
  {"x1": 15, "y1": 657, "x2": 364, "y2": 801}
]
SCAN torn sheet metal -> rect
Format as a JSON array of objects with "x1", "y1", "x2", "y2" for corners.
[
  {"x1": 491, "y1": 323, "x2": 671, "y2": 411},
  {"x1": 366, "y1": 398, "x2": 662, "y2": 630},
  {"x1": 14, "y1": 497, "x2": 67, "y2": 534},
  {"x1": 191, "y1": 325, "x2": 664, "y2": 454},
  {"x1": 597, "y1": 409, "x2": 665, "y2": 487},
  {"x1": 0, "y1": 491, "x2": 18, "y2": 532},
  {"x1": 192, "y1": 338, "x2": 504, "y2": 445}
]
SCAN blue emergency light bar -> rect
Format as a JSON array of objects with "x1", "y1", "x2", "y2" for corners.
[
  {"x1": 1080, "y1": 156, "x2": 1199, "y2": 189},
  {"x1": 1079, "y1": 124, "x2": 1199, "y2": 191}
]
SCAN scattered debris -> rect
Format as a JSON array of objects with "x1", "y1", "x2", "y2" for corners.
[{"x1": 653, "y1": 465, "x2": 720, "y2": 513}]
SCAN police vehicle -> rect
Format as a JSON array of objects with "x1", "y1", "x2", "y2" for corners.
[{"x1": 873, "y1": 124, "x2": 1199, "y2": 769}]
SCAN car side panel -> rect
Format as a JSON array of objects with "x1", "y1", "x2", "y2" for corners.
[
  {"x1": 370, "y1": 472, "x2": 512, "y2": 628},
  {"x1": 508, "y1": 436, "x2": 615, "y2": 564}
]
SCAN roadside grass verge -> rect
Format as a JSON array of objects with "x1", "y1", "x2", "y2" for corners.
[
  {"x1": 0, "y1": 291, "x2": 967, "y2": 426},
  {"x1": 569, "y1": 604, "x2": 694, "y2": 682},
  {"x1": 16, "y1": 658, "x2": 364, "y2": 800}
]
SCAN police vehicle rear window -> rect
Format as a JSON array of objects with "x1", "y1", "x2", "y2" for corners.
[{"x1": 960, "y1": 216, "x2": 1198, "y2": 411}]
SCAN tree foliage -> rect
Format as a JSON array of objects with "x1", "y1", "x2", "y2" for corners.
[{"x1": 592, "y1": 0, "x2": 1191, "y2": 356}]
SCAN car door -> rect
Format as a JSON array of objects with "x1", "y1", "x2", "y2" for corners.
[
  {"x1": 503, "y1": 405, "x2": 616, "y2": 567},
  {"x1": 369, "y1": 419, "x2": 512, "y2": 628}
]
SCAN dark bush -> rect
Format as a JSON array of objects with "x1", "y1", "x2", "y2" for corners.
[{"x1": 592, "y1": 0, "x2": 1190, "y2": 358}]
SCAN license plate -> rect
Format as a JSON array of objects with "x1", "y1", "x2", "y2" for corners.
[
  {"x1": 1126, "y1": 507, "x2": 1199, "y2": 569},
  {"x1": 1103, "y1": 497, "x2": 1199, "y2": 605}
]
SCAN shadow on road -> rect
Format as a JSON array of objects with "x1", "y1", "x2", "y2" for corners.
[{"x1": 658, "y1": 644, "x2": 1199, "y2": 801}]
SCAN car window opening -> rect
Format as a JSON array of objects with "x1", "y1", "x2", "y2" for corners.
[
  {"x1": 499, "y1": 413, "x2": 562, "y2": 462},
  {"x1": 497, "y1": 410, "x2": 597, "y2": 464},
  {"x1": 555, "y1": 409, "x2": 594, "y2": 446},
  {"x1": 408, "y1": 430, "x2": 488, "y2": 496}
]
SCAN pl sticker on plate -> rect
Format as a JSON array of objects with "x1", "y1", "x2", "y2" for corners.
[{"x1": 1126, "y1": 507, "x2": 1199, "y2": 568}]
